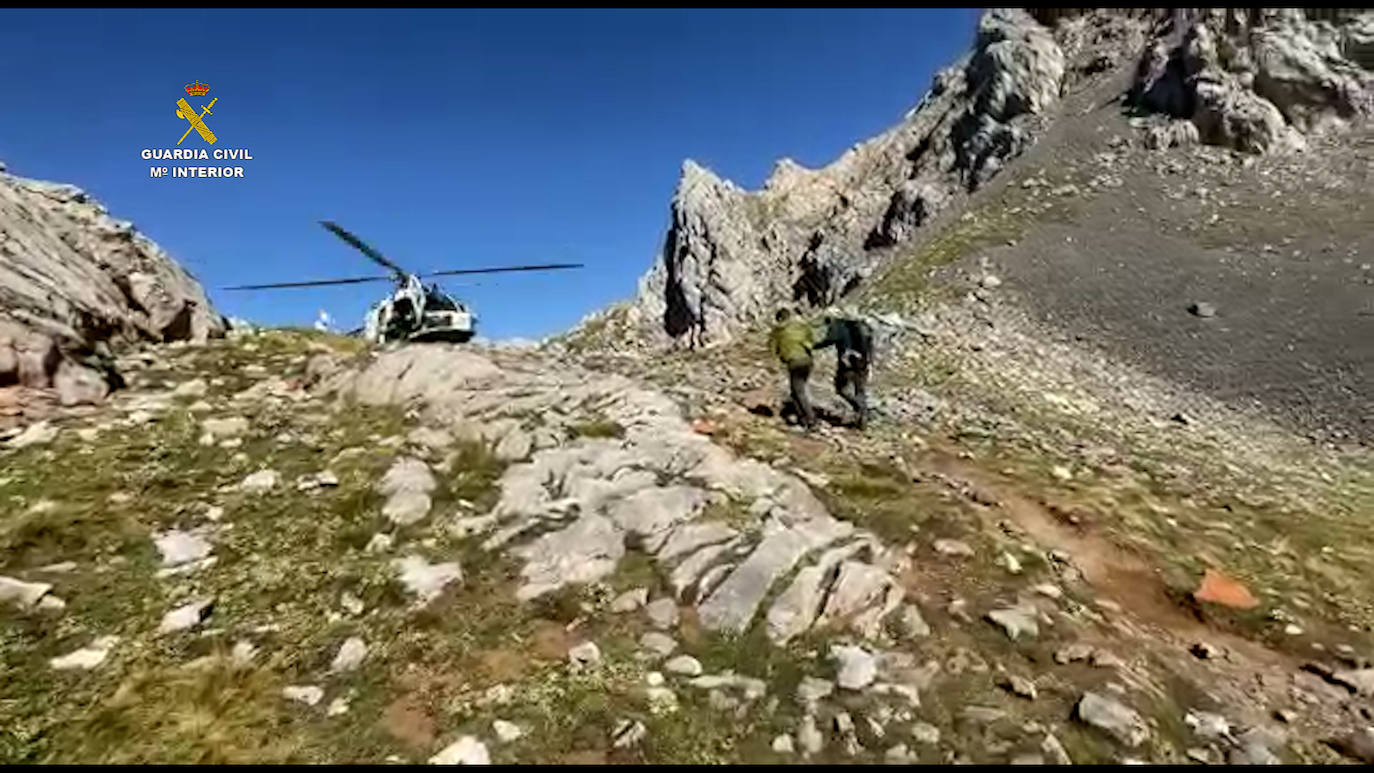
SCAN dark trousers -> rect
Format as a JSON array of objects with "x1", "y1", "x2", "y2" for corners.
[
  {"x1": 788, "y1": 363, "x2": 816, "y2": 428},
  {"x1": 836, "y1": 364, "x2": 869, "y2": 427}
]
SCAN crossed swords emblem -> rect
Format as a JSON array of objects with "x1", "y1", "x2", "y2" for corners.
[{"x1": 175, "y1": 97, "x2": 218, "y2": 145}]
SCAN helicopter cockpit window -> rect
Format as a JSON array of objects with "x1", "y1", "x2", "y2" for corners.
[{"x1": 424, "y1": 288, "x2": 460, "y2": 311}]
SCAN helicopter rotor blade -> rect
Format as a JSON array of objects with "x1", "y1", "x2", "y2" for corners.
[
  {"x1": 421, "y1": 262, "x2": 584, "y2": 278},
  {"x1": 320, "y1": 221, "x2": 410, "y2": 276},
  {"x1": 221, "y1": 274, "x2": 394, "y2": 290}
]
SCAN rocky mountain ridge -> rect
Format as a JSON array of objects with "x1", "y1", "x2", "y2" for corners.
[
  {"x1": 0, "y1": 164, "x2": 225, "y2": 407},
  {"x1": 621, "y1": 8, "x2": 1373, "y2": 347}
]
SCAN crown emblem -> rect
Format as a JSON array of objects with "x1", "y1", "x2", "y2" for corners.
[{"x1": 185, "y1": 80, "x2": 210, "y2": 97}]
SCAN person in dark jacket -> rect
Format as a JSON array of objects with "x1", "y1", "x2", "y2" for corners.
[{"x1": 815, "y1": 313, "x2": 873, "y2": 429}]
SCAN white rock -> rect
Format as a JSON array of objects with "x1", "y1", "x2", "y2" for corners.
[
  {"x1": 933, "y1": 538, "x2": 974, "y2": 557},
  {"x1": 772, "y1": 734, "x2": 795, "y2": 754},
  {"x1": 37, "y1": 595, "x2": 67, "y2": 612},
  {"x1": 230, "y1": 640, "x2": 258, "y2": 666},
  {"x1": 240, "y1": 469, "x2": 279, "y2": 493},
  {"x1": 327, "y1": 697, "x2": 351, "y2": 716},
  {"x1": 153, "y1": 529, "x2": 213, "y2": 567},
  {"x1": 610, "y1": 587, "x2": 648, "y2": 613},
  {"x1": 492, "y1": 719, "x2": 523, "y2": 743},
  {"x1": 1032, "y1": 583, "x2": 1063, "y2": 600},
  {"x1": 911, "y1": 721, "x2": 941, "y2": 745},
  {"x1": 998, "y1": 551, "x2": 1023, "y2": 574},
  {"x1": 158, "y1": 598, "x2": 213, "y2": 634},
  {"x1": 366, "y1": 533, "x2": 394, "y2": 553},
  {"x1": 341, "y1": 591, "x2": 365, "y2": 616},
  {"x1": 430, "y1": 736, "x2": 490, "y2": 765},
  {"x1": 987, "y1": 604, "x2": 1040, "y2": 640},
  {"x1": 283, "y1": 685, "x2": 324, "y2": 707},
  {"x1": 1051, "y1": 465, "x2": 1073, "y2": 481},
  {"x1": 798, "y1": 714, "x2": 824, "y2": 756},
  {"x1": 50, "y1": 636, "x2": 119, "y2": 670},
  {"x1": 639, "y1": 631, "x2": 677, "y2": 657},
  {"x1": 645, "y1": 597, "x2": 680, "y2": 629},
  {"x1": 664, "y1": 655, "x2": 703, "y2": 676},
  {"x1": 202, "y1": 416, "x2": 249, "y2": 439},
  {"x1": 392, "y1": 555, "x2": 462, "y2": 604},
  {"x1": 8, "y1": 421, "x2": 58, "y2": 448},
  {"x1": 330, "y1": 637, "x2": 368, "y2": 673},
  {"x1": 204, "y1": 505, "x2": 225, "y2": 522},
  {"x1": 898, "y1": 604, "x2": 931, "y2": 638},
  {"x1": 569, "y1": 641, "x2": 602, "y2": 670},
  {"x1": 797, "y1": 676, "x2": 835, "y2": 705},
  {"x1": 831, "y1": 644, "x2": 877, "y2": 690},
  {"x1": 0, "y1": 575, "x2": 53, "y2": 608}
]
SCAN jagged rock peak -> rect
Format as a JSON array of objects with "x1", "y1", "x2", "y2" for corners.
[{"x1": 613, "y1": 7, "x2": 1372, "y2": 348}]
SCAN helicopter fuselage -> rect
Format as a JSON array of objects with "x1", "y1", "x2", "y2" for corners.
[{"x1": 363, "y1": 274, "x2": 475, "y2": 344}]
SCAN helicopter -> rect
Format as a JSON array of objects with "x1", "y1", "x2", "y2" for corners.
[{"x1": 223, "y1": 221, "x2": 583, "y2": 344}]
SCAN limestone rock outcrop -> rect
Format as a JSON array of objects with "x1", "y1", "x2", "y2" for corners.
[{"x1": 0, "y1": 166, "x2": 225, "y2": 402}]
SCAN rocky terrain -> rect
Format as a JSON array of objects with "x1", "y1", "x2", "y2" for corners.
[
  {"x1": 2, "y1": 5, "x2": 1374, "y2": 767},
  {"x1": 0, "y1": 163, "x2": 225, "y2": 416},
  {"x1": 607, "y1": 7, "x2": 1373, "y2": 445}
]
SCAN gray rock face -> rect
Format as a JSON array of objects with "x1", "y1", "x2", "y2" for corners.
[
  {"x1": 1130, "y1": 9, "x2": 1373, "y2": 154},
  {"x1": 1076, "y1": 692, "x2": 1150, "y2": 747},
  {"x1": 622, "y1": 8, "x2": 1068, "y2": 347},
  {"x1": 0, "y1": 167, "x2": 224, "y2": 397}
]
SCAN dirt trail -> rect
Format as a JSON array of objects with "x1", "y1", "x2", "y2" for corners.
[{"x1": 928, "y1": 448, "x2": 1307, "y2": 674}]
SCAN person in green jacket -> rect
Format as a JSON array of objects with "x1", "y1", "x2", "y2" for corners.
[{"x1": 769, "y1": 307, "x2": 818, "y2": 430}]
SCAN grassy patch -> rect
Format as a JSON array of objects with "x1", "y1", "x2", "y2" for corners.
[{"x1": 567, "y1": 416, "x2": 626, "y2": 440}]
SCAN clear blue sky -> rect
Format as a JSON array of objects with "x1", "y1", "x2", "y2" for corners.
[{"x1": 1, "y1": 9, "x2": 979, "y2": 340}]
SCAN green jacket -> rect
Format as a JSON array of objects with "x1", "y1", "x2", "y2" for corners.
[{"x1": 771, "y1": 319, "x2": 817, "y2": 368}]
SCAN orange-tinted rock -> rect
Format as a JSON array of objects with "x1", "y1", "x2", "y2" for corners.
[{"x1": 1193, "y1": 568, "x2": 1259, "y2": 610}]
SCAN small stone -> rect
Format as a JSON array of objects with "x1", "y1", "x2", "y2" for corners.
[
  {"x1": 886, "y1": 743, "x2": 917, "y2": 763},
  {"x1": 492, "y1": 719, "x2": 523, "y2": 743},
  {"x1": 1011, "y1": 753, "x2": 1044, "y2": 765},
  {"x1": 1284, "y1": 623, "x2": 1304, "y2": 636},
  {"x1": 1076, "y1": 692, "x2": 1148, "y2": 747},
  {"x1": 664, "y1": 655, "x2": 703, "y2": 676},
  {"x1": 1190, "y1": 641, "x2": 1223, "y2": 660},
  {"x1": 430, "y1": 736, "x2": 490, "y2": 765},
  {"x1": 610, "y1": 587, "x2": 648, "y2": 613},
  {"x1": 1051, "y1": 465, "x2": 1073, "y2": 481},
  {"x1": 37, "y1": 595, "x2": 66, "y2": 612},
  {"x1": 153, "y1": 529, "x2": 213, "y2": 567},
  {"x1": 831, "y1": 644, "x2": 877, "y2": 690},
  {"x1": 772, "y1": 734, "x2": 795, "y2": 754},
  {"x1": 327, "y1": 697, "x2": 351, "y2": 717},
  {"x1": 948, "y1": 597, "x2": 972, "y2": 623},
  {"x1": 204, "y1": 505, "x2": 225, "y2": 522},
  {"x1": 646, "y1": 685, "x2": 678, "y2": 715},
  {"x1": 283, "y1": 685, "x2": 324, "y2": 707},
  {"x1": 645, "y1": 597, "x2": 680, "y2": 630},
  {"x1": 612, "y1": 719, "x2": 647, "y2": 749},
  {"x1": 239, "y1": 469, "x2": 279, "y2": 493},
  {"x1": 1042, "y1": 733, "x2": 1072, "y2": 764},
  {"x1": 1192, "y1": 568, "x2": 1258, "y2": 609},
  {"x1": 1274, "y1": 708, "x2": 1296, "y2": 724},
  {"x1": 1033, "y1": 583, "x2": 1063, "y2": 600},
  {"x1": 392, "y1": 555, "x2": 461, "y2": 604},
  {"x1": 341, "y1": 591, "x2": 365, "y2": 616},
  {"x1": 1001, "y1": 675, "x2": 1038, "y2": 700},
  {"x1": 158, "y1": 598, "x2": 213, "y2": 634},
  {"x1": 1090, "y1": 650, "x2": 1125, "y2": 669},
  {"x1": 173, "y1": 378, "x2": 208, "y2": 397},
  {"x1": 1185, "y1": 710, "x2": 1230, "y2": 740},
  {"x1": 911, "y1": 721, "x2": 940, "y2": 745},
  {"x1": 639, "y1": 631, "x2": 677, "y2": 657},
  {"x1": 934, "y1": 538, "x2": 974, "y2": 558},
  {"x1": 366, "y1": 533, "x2": 394, "y2": 553},
  {"x1": 980, "y1": 275, "x2": 1002, "y2": 289},
  {"x1": 569, "y1": 641, "x2": 601, "y2": 670},
  {"x1": 998, "y1": 551, "x2": 1023, "y2": 574},
  {"x1": 50, "y1": 636, "x2": 119, "y2": 670},
  {"x1": 898, "y1": 604, "x2": 931, "y2": 638},
  {"x1": 230, "y1": 640, "x2": 258, "y2": 666},
  {"x1": 987, "y1": 604, "x2": 1039, "y2": 640},
  {"x1": 798, "y1": 715, "x2": 824, "y2": 755},
  {"x1": 330, "y1": 637, "x2": 368, "y2": 673},
  {"x1": 1188, "y1": 302, "x2": 1217, "y2": 318}
]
